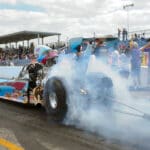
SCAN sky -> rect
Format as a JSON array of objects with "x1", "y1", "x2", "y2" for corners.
[{"x1": 0, "y1": 0, "x2": 149, "y2": 43}]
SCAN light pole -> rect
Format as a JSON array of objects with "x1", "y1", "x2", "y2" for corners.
[{"x1": 123, "y1": 3, "x2": 134, "y2": 35}]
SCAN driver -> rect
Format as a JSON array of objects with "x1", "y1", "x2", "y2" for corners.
[
  {"x1": 26, "y1": 58, "x2": 43, "y2": 90},
  {"x1": 41, "y1": 50, "x2": 58, "y2": 67}
]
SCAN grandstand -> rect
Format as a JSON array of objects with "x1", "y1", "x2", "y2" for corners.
[{"x1": 0, "y1": 31, "x2": 61, "y2": 66}]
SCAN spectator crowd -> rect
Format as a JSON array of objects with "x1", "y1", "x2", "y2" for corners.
[{"x1": 0, "y1": 33, "x2": 150, "y2": 88}]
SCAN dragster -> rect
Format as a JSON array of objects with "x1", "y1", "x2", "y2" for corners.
[{"x1": 0, "y1": 37, "x2": 150, "y2": 122}]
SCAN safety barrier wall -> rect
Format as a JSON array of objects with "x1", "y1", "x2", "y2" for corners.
[
  {"x1": 0, "y1": 66, "x2": 23, "y2": 79},
  {"x1": 0, "y1": 59, "x2": 31, "y2": 66}
]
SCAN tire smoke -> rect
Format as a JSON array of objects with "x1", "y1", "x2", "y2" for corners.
[{"x1": 47, "y1": 51, "x2": 150, "y2": 149}]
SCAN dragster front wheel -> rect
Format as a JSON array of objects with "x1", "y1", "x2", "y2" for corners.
[{"x1": 43, "y1": 77, "x2": 67, "y2": 122}]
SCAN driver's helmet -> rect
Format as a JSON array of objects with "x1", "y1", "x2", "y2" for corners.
[
  {"x1": 41, "y1": 50, "x2": 58, "y2": 65},
  {"x1": 48, "y1": 50, "x2": 58, "y2": 58}
]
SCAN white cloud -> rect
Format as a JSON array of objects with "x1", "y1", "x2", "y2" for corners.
[
  {"x1": 0, "y1": 0, "x2": 149, "y2": 42},
  {"x1": 0, "y1": 0, "x2": 16, "y2": 5}
]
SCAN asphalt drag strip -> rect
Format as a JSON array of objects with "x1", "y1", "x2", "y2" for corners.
[{"x1": 0, "y1": 98, "x2": 149, "y2": 150}]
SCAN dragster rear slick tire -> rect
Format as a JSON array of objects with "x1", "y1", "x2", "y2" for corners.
[{"x1": 43, "y1": 77, "x2": 67, "y2": 122}]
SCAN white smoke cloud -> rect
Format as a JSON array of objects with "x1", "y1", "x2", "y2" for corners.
[{"x1": 46, "y1": 46, "x2": 150, "y2": 149}]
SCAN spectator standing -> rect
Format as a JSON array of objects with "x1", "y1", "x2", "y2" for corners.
[
  {"x1": 148, "y1": 52, "x2": 150, "y2": 84},
  {"x1": 141, "y1": 33, "x2": 145, "y2": 40},
  {"x1": 134, "y1": 33, "x2": 138, "y2": 40},
  {"x1": 75, "y1": 45, "x2": 83, "y2": 60},
  {"x1": 140, "y1": 42, "x2": 150, "y2": 85},
  {"x1": 130, "y1": 42, "x2": 142, "y2": 88},
  {"x1": 119, "y1": 53, "x2": 130, "y2": 78},
  {"x1": 125, "y1": 28, "x2": 128, "y2": 41},
  {"x1": 93, "y1": 39, "x2": 104, "y2": 58},
  {"x1": 111, "y1": 50, "x2": 119, "y2": 71},
  {"x1": 118, "y1": 28, "x2": 121, "y2": 40},
  {"x1": 122, "y1": 28, "x2": 126, "y2": 41}
]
